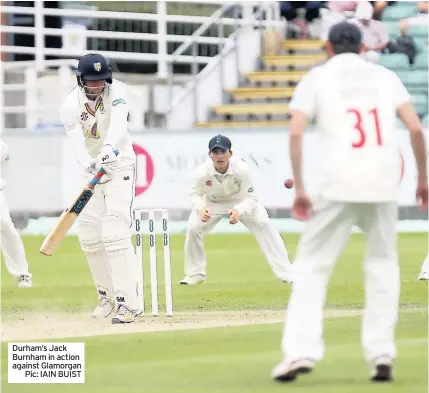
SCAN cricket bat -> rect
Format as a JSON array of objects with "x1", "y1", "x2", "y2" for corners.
[{"x1": 40, "y1": 152, "x2": 117, "y2": 256}]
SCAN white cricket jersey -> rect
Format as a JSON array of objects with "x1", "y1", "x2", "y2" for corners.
[
  {"x1": 189, "y1": 156, "x2": 258, "y2": 215},
  {"x1": 60, "y1": 79, "x2": 136, "y2": 172},
  {"x1": 289, "y1": 53, "x2": 411, "y2": 202}
]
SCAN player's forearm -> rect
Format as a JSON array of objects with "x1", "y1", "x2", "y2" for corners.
[
  {"x1": 189, "y1": 184, "x2": 206, "y2": 211},
  {"x1": 65, "y1": 128, "x2": 94, "y2": 170},
  {"x1": 289, "y1": 134, "x2": 304, "y2": 190},
  {"x1": 398, "y1": 102, "x2": 427, "y2": 181},
  {"x1": 410, "y1": 131, "x2": 428, "y2": 182},
  {"x1": 104, "y1": 106, "x2": 128, "y2": 147}
]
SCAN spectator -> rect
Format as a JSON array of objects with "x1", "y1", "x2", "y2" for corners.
[
  {"x1": 328, "y1": 1, "x2": 358, "y2": 13},
  {"x1": 400, "y1": 1, "x2": 428, "y2": 36},
  {"x1": 349, "y1": 1, "x2": 389, "y2": 63},
  {"x1": 370, "y1": 1, "x2": 396, "y2": 21},
  {"x1": 320, "y1": 2, "x2": 358, "y2": 41},
  {"x1": 279, "y1": 1, "x2": 322, "y2": 38}
]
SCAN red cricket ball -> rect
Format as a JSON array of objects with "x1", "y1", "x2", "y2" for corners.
[{"x1": 284, "y1": 178, "x2": 294, "y2": 189}]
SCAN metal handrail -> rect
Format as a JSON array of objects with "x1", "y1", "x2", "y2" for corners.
[
  {"x1": 0, "y1": 59, "x2": 78, "y2": 70},
  {"x1": 167, "y1": 1, "x2": 285, "y2": 125},
  {"x1": 171, "y1": 2, "x2": 238, "y2": 61},
  {"x1": 0, "y1": 5, "x2": 239, "y2": 25},
  {"x1": 1, "y1": 2, "x2": 243, "y2": 77},
  {"x1": 1, "y1": 25, "x2": 229, "y2": 45},
  {"x1": 169, "y1": 2, "x2": 282, "y2": 62},
  {"x1": 0, "y1": 46, "x2": 213, "y2": 64}
]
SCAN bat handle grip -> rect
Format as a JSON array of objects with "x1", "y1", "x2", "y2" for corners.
[{"x1": 87, "y1": 149, "x2": 119, "y2": 189}]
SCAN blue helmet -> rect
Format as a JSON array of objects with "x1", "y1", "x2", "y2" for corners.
[{"x1": 76, "y1": 53, "x2": 112, "y2": 93}]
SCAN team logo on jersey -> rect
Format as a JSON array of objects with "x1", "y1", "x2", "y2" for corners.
[
  {"x1": 84, "y1": 123, "x2": 100, "y2": 139},
  {"x1": 94, "y1": 62, "x2": 102, "y2": 72},
  {"x1": 206, "y1": 180, "x2": 212, "y2": 187},
  {"x1": 91, "y1": 123, "x2": 99, "y2": 138},
  {"x1": 80, "y1": 112, "x2": 88, "y2": 121}
]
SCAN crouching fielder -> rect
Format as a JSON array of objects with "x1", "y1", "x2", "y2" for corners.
[
  {"x1": 0, "y1": 141, "x2": 32, "y2": 288},
  {"x1": 60, "y1": 53, "x2": 140, "y2": 324},
  {"x1": 180, "y1": 134, "x2": 293, "y2": 285},
  {"x1": 272, "y1": 22, "x2": 428, "y2": 383}
]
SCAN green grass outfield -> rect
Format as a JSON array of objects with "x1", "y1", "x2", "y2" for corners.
[{"x1": 1, "y1": 233, "x2": 428, "y2": 392}]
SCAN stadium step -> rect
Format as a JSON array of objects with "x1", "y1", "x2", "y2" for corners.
[
  {"x1": 281, "y1": 39, "x2": 324, "y2": 51},
  {"x1": 226, "y1": 87, "x2": 295, "y2": 100},
  {"x1": 212, "y1": 103, "x2": 289, "y2": 116},
  {"x1": 194, "y1": 120, "x2": 290, "y2": 128},
  {"x1": 245, "y1": 70, "x2": 307, "y2": 83},
  {"x1": 263, "y1": 54, "x2": 326, "y2": 67}
]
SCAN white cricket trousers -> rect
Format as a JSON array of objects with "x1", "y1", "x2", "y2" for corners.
[
  {"x1": 77, "y1": 165, "x2": 140, "y2": 312},
  {"x1": 184, "y1": 201, "x2": 292, "y2": 281},
  {"x1": 0, "y1": 191, "x2": 30, "y2": 278},
  {"x1": 282, "y1": 198, "x2": 399, "y2": 364}
]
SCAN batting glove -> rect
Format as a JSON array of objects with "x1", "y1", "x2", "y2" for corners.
[
  {"x1": 97, "y1": 145, "x2": 120, "y2": 177},
  {"x1": 83, "y1": 158, "x2": 98, "y2": 175}
]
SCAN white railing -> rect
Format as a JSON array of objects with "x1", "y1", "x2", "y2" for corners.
[
  {"x1": 0, "y1": 1, "x2": 235, "y2": 131},
  {"x1": 167, "y1": 1, "x2": 285, "y2": 126},
  {"x1": 1, "y1": 1, "x2": 266, "y2": 76},
  {"x1": 0, "y1": 59, "x2": 147, "y2": 132},
  {"x1": 0, "y1": 1, "x2": 284, "y2": 131},
  {"x1": 1, "y1": 60, "x2": 74, "y2": 132}
]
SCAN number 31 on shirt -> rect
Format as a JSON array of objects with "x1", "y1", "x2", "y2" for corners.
[{"x1": 347, "y1": 108, "x2": 382, "y2": 148}]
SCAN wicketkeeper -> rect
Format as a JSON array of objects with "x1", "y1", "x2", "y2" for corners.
[{"x1": 180, "y1": 134, "x2": 294, "y2": 285}]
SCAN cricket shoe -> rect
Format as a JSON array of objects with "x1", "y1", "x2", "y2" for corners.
[
  {"x1": 91, "y1": 297, "x2": 115, "y2": 318},
  {"x1": 370, "y1": 356, "x2": 393, "y2": 382},
  {"x1": 272, "y1": 358, "x2": 315, "y2": 382},
  {"x1": 17, "y1": 274, "x2": 32, "y2": 288},
  {"x1": 418, "y1": 272, "x2": 428, "y2": 281},
  {"x1": 111, "y1": 304, "x2": 137, "y2": 324},
  {"x1": 179, "y1": 274, "x2": 205, "y2": 285}
]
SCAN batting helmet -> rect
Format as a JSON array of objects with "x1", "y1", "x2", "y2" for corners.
[{"x1": 76, "y1": 53, "x2": 113, "y2": 88}]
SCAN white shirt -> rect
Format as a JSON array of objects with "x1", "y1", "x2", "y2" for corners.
[
  {"x1": 60, "y1": 79, "x2": 136, "y2": 172},
  {"x1": 289, "y1": 53, "x2": 411, "y2": 202},
  {"x1": 189, "y1": 156, "x2": 258, "y2": 215},
  {"x1": 349, "y1": 18, "x2": 389, "y2": 49}
]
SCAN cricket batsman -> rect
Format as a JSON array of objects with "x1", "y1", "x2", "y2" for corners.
[
  {"x1": 272, "y1": 22, "x2": 428, "y2": 383},
  {"x1": 60, "y1": 53, "x2": 140, "y2": 324},
  {"x1": 0, "y1": 140, "x2": 32, "y2": 288},
  {"x1": 180, "y1": 134, "x2": 294, "y2": 285}
]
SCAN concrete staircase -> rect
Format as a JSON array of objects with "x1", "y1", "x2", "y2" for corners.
[{"x1": 195, "y1": 39, "x2": 326, "y2": 128}]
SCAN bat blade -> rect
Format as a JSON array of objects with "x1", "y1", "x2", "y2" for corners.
[
  {"x1": 40, "y1": 188, "x2": 94, "y2": 256},
  {"x1": 40, "y1": 150, "x2": 117, "y2": 256}
]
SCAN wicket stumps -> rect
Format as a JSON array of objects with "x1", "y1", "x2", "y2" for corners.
[{"x1": 134, "y1": 208, "x2": 173, "y2": 317}]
